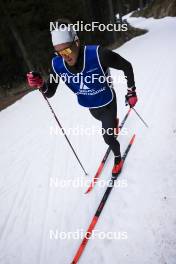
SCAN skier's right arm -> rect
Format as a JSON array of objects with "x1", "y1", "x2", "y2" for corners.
[
  {"x1": 40, "y1": 68, "x2": 59, "y2": 98},
  {"x1": 26, "y1": 68, "x2": 59, "y2": 98}
]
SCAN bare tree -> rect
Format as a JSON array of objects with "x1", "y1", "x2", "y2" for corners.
[{"x1": 108, "y1": 0, "x2": 117, "y2": 42}]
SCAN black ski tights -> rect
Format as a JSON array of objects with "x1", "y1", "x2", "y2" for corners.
[{"x1": 89, "y1": 89, "x2": 121, "y2": 158}]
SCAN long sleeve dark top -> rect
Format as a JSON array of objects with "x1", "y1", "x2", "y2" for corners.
[{"x1": 42, "y1": 45, "x2": 135, "y2": 98}]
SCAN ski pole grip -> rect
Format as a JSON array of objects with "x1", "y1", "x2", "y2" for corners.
[{"x1": 30, "y1": 71, "x2": 41, "y2": 78}]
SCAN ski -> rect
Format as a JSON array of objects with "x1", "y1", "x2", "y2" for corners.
[
  {"x1": 71, "y1": 134, "x2": 136, "y2": 264},
  {"x1": 85, "y1": 108, "x2": 131, "y2": 193}
]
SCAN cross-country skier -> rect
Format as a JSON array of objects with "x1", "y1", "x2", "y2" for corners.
[{"x1": 27, "y1": 19, "x2": 138, "y2": 177}]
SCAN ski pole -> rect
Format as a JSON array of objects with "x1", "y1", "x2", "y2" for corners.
[
  {"x1": 2, "y1": 7, "x2": 88, "y2": 175},
  {"x1": 42, "y1": 92, "x2": 88, "y2": 175},
  {"x1": 132, "y1": 107, "x2": 149, "y2": 128}
]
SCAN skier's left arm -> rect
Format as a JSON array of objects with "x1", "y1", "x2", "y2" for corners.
[{"x1": 99, "y1": 47, "x2": 138, "y2": 107}]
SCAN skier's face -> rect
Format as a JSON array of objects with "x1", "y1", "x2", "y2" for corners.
[{"x1": 54, "y1": 40, "x2": 80, "y2": 66}]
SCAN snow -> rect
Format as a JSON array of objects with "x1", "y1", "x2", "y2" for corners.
[{"x1": 0, "y1": 16, "x2": 176, "y2": 264}]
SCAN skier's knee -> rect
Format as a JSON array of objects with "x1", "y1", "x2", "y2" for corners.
[{"x1": 103, "y1": 134, "x2": 114, "y2": 146}]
